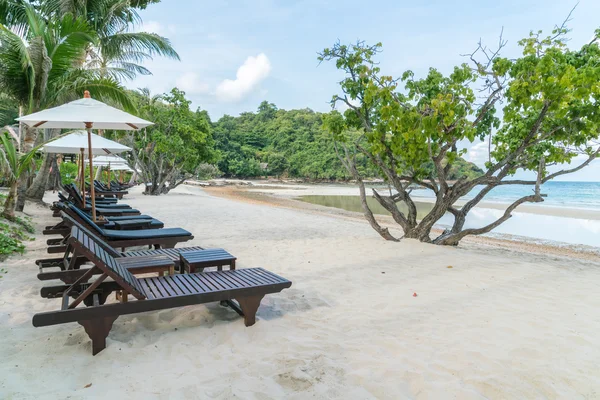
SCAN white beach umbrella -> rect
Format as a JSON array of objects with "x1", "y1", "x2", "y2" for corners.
[
  {"x1": 108, "y1": 163, "x2": 136, "y2": 172},
  {"x1": 42, "y1": 131, "x2": 131, "y2": 155},
  {"x1": 85, "y1": 155, "x2": 130, "y2": 187},
  {"x1": 43, "y1": 131, "x2": 132, "y2": 194},
  {"x1": 85, "y1": 155, "x2": 128, "y2": 165},
  {"x1": 18, "y1": 91, "x2": 152, "y2": 221},
  {"x1": 16, "y1": 95, "x2": 152, "y2": 130}
]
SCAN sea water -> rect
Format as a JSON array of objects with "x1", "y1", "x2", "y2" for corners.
[
  {"x1": 298, "y1": 181, "x2": 600, "y2": 249},
  {"x1": 414, "y1": 181, "x2": 600, "y2": 210}
]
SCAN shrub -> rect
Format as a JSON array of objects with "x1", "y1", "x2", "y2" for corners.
[{"x1": 197, "y1": 163, "x2": 223, "y2": 180}]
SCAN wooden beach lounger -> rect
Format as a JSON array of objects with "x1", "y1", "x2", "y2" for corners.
[
  {"x1": 63, "y1": 186, "x2": 135, "y2": 211},
  {"x1": 44, "y1": 203, "x2": 164, "y2": 236},
  {"x1": 60, "y1": 187, "x2": 118, "y2": 204},
  {"x1": 33, "y1": 228, "x2": 292, "y2": 355},
  {"x1": 37, "y1": 225, "x2": 206, "y2": 283},
  {"x1": 46, "y1": 208, "x2": 193, "y2": 254},
  {"x1": 54, "y1": 191, "x2": 142, "y2": 217},
  {"x1": 63, "y1": 184, "x2": 123, "y2": 204},
  {"x1": 92, "y1": 180, "x2": 128, "y2": 198}
]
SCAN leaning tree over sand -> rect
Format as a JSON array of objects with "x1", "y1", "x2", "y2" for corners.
[{"x1": 319, "y1": 24, "x2": 600, "y2": 245}]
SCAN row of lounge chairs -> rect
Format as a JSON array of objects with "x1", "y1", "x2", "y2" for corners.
[{"x1": 33, "y1": 185, "x2": 292, "y2": 355}]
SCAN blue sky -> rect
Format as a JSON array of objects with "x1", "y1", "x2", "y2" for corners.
[{"x1": 132, "y1": 0, "x2": 600, "y2": 181}]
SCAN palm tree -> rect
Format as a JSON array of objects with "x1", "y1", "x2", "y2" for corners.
[
  {"x1": 0, "y1": 2, "x2": 133, "y2": 211},
  {"x1": 28, "y1": 1, "x2": 179, "y2": 203},
  {"x1": 0, "y1": 131, "x2": 39, "y2": 219},
  {"x1": 46, "y1": 0, "x2": 180, "y2": 80}
]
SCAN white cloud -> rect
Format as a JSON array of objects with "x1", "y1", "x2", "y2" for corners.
[
  {"x1": 216, "y1": 53, "x2": 271, "y2": 102},
  {"x1": 465, "y1": 141, "x2": 490, "y2": 167},
  {"x1": 175, "y1": 72, "x2": 210, "y2": 95}
]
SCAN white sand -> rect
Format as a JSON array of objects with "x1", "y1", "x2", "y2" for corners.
[{"x1": 1, "y1": 185, "x2": 600, "y2": 399}]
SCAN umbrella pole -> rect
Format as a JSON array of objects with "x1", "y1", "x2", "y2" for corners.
[
  {"x1": 86, "y1": 123, "x2": 97, "y2": 221},
  {"x1": 80, "y1": 148, "x2": 85, "y2": 200},
  {"x1": 107, "y1": 162, "x2": 111, "y2": 189}
]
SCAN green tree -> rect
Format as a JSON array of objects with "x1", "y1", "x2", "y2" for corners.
[
  {"x1": 125, "y1": 88, "x2": 218, "y2": 195},
  {"x1": 0, "y1": 131, "x2": 40, "y2": 219},
  {"x1": 212, "y1": 103, "x2": 376, "y2": 180},
  {"x1": 46, "y1": 0, "x2": 180, "y2": 80},
  {"x1": 0, "y1": 1, "x2": 132, "y2": 212},
  {"x1": 320, "y1": 25, "x2": 600, "y2": 245},
  {"x1": 23, "y1": 0, "x2": 179, "y2": 202}
]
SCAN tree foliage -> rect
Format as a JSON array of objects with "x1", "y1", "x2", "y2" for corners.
[
  {"x1": 213, "y1": 101, "x2": 373, "y2": 180},
  {"x1": 212, "y1": 100, "x2": 482, "y2": 181},
  {"x1": 0, "y1": 0, "x2": 175, "y2": 214},
  {"x1": 124, "y1": 88, "x2": 217, "y2": 195},
  {"x1": 44, "y1": 0, "x2": 180, "y2": 81},
  {"x1": 320, "y1": 23, "x2": 600, "y2": 245}
]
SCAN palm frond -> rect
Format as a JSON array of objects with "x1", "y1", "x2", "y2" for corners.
[
  {"x1": 15, "y1": 138, "x2": 45, "y2": 178},
  {"x1": 108, "y1": 61, "x2": 151, "y2": 76},
  {"x1": 101, "y1": 31, "x2": 180, "y2": 62},
  {"x1": 47, "y1": 13, "x2": 96, "y2": 81},
  {"x1": 22, "y1": 3, "x2": 46, "y2": 38},
  {"x1": 0, "y1": 131, "x2": 17, "y2": 177},
  {"x1": 0, "y1": 0, "x2": 29, "y2": 27},
  {"x1": 0, "y1": 22, "x2": 34, "y2": 108},
  {"x1": 100, "y1": 49, "x2": 152, "y2": 64},
  {"x1": 50, "y1": 69, "x2": 134, "y2": 112}
]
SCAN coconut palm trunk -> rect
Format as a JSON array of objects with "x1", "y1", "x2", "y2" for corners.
[
  {"x1": 2, "y1": 181, "x2": 18, "y2": 219},
  {"x1": 15, "y1": 125, "x2": 36, "y2": 211}
]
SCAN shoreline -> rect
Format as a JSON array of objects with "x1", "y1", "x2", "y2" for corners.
[
  {"x1": 203, "y1": 185, "x2": 600, "y2": 262},
  {"x1": 229, "y1": 181, "x2": 600, "y2": 220}
]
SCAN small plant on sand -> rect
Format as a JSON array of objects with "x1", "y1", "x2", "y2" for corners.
[
  {"x1": 320, "y1": 17, "x2": 600, "y2": 245},
  {"x1": 0, "y1": 224, "x2": 25, "y2": 258},
  {"x1": 0, "y1": 218, "x2": 34, "y2": 260},
  {"x1": 14, "y1": 216, "x2": 35, "y2": 234}
]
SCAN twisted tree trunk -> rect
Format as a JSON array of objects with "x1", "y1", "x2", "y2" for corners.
[
  {"x1": 26, "y1": 129, "x2": 61, "y2": 201},
  {"x1": 26, "y1": 153, "x2": 55, "y2": 200},
  {"x1": 48, "y1": 156, "x2": 62, "y2": 191}
]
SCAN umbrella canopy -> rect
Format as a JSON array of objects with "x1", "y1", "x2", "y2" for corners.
[
  {"x1": 16, "y1": 97, "x2": 153, "y2": 130},
  {"x1": 18, "y1": 91, "x2": 152, "y2": 221},
  {"x1": 107, "y1": 163, "x2": 135, "y2": 172},
  {"x1": 42, "y1": 131, "x2": 131, "y2": 155},
  {"x1": 85, "y1": 155, "x2": 128, "y2": 165}
]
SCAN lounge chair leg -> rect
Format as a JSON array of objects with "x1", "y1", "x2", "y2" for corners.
[
  {"x1": 78, "y1": 315, "x2": 118, "y2": 355},
  {"x1": 235, "y1": 295, "x2": 265, "y2": 327}
]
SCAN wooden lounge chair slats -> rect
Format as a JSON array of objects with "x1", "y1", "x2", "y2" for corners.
[
  {"x1": 36, "y1": 225, "x2": 201, "y2": 282},
  {"x1": 72, "y1": 229, "x2": 146, "y2": 300},
  {"x1": 125, "y1": 247, "x2": 199, "y2": 258},
  {"x1": 34, "y1": 227, "x2": 292, "y2": 355}
]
